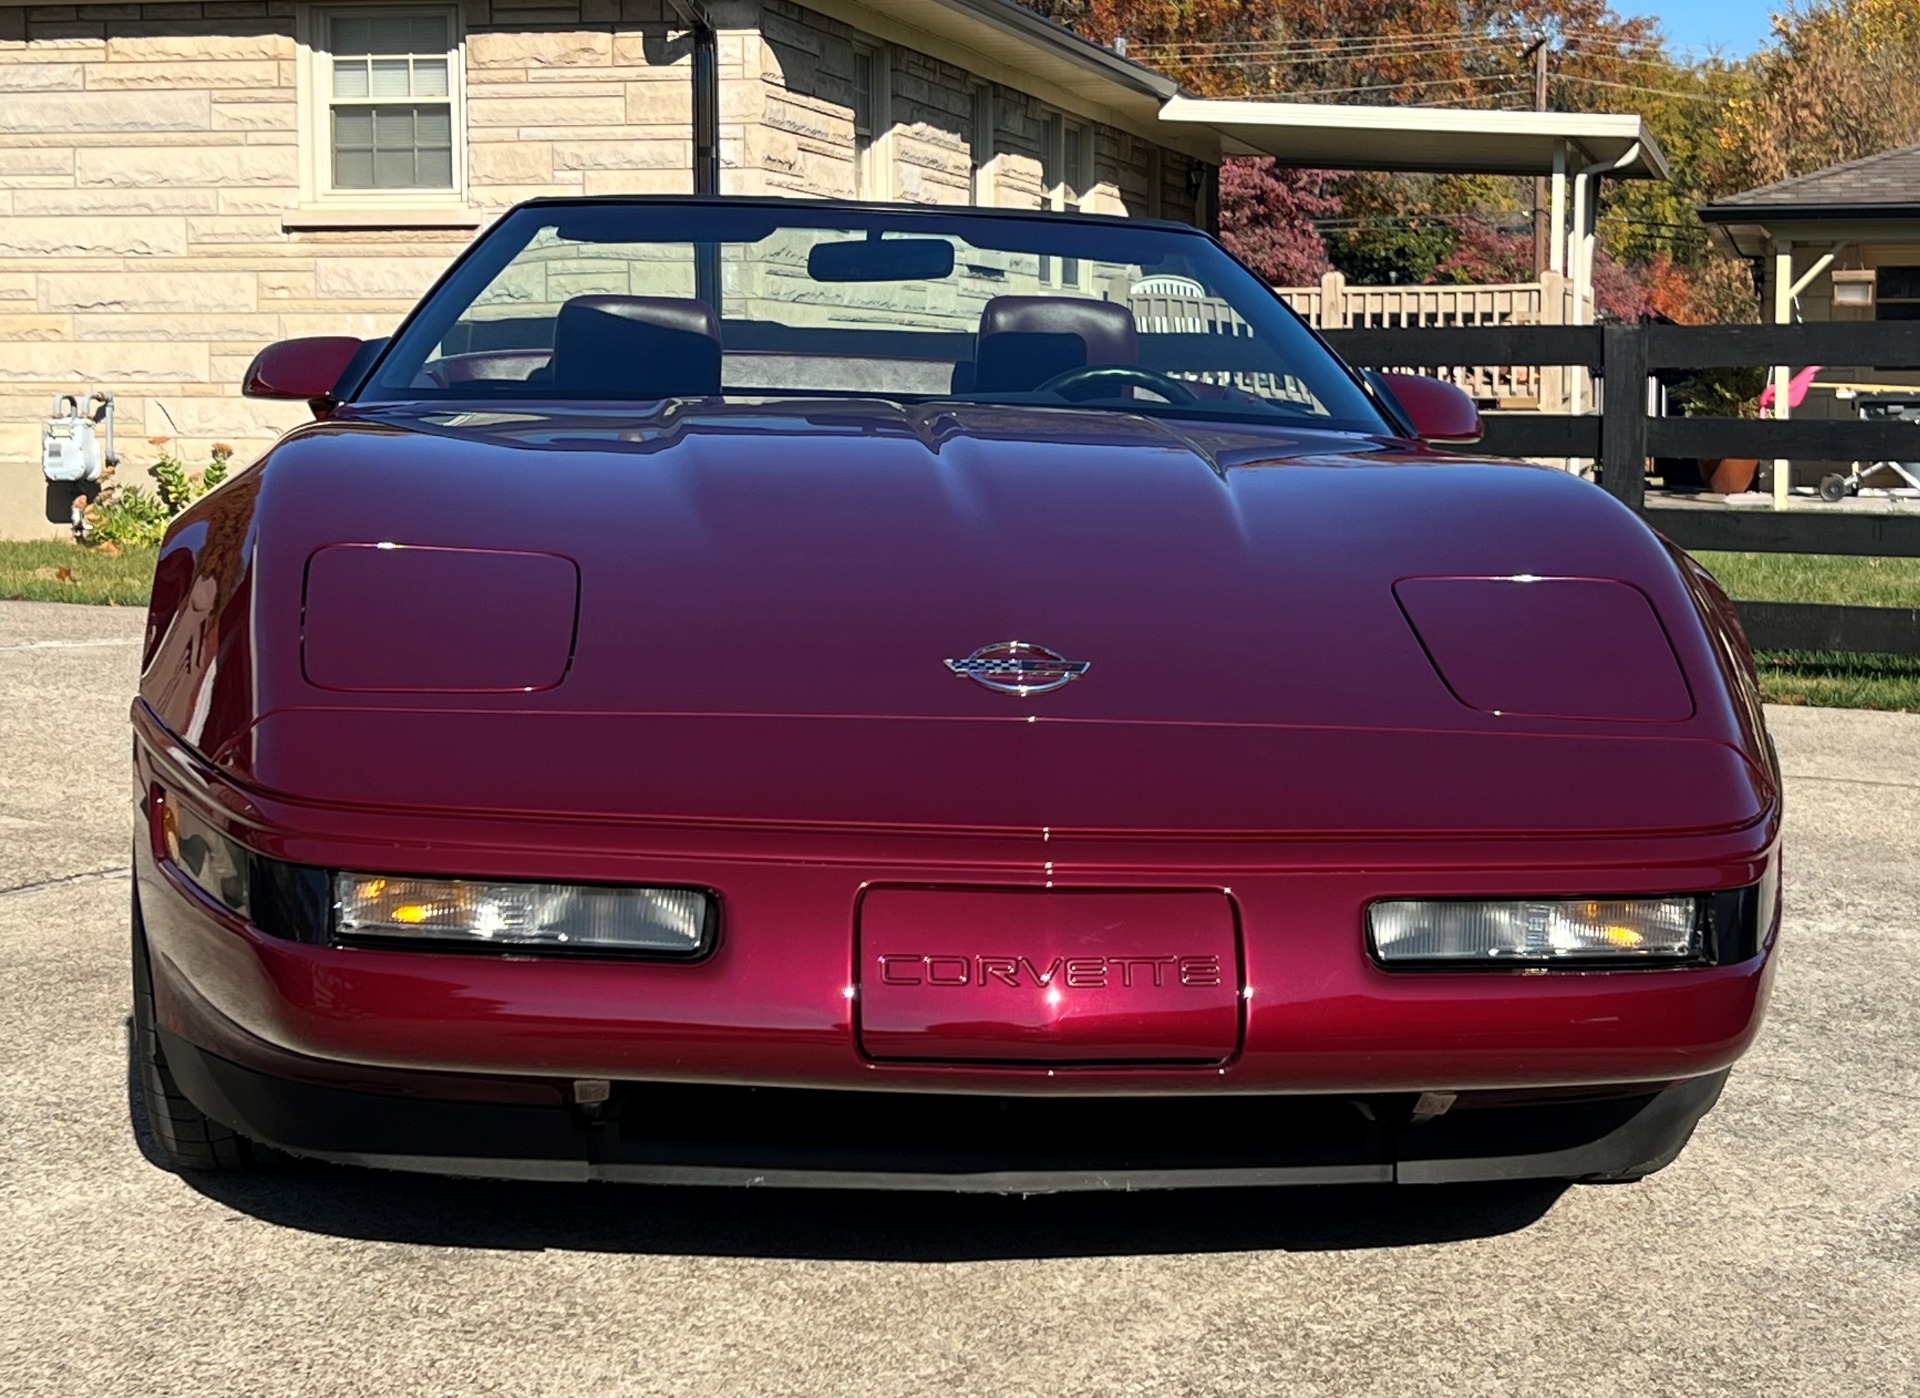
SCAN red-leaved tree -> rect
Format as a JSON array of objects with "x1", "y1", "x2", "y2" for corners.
[{"x1": 1218, "y1": 159, "x2": 1339, "y2": 284}]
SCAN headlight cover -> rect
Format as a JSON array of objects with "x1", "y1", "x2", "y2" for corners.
[
  {"x1": 160, "y1": 796, "x2": 252, "y2": 918},
  {"x1": 334, "y1": 874, "x2": 715, "y2": 958},
  {"x1": 1369, "y1": 896, "x2": 1703, "y2": 966}
]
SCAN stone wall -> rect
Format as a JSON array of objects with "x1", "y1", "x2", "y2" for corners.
[{"x1": 0, "y1": 0, "x2": 1206, "y2": 538}]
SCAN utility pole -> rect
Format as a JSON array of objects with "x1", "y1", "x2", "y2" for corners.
[{"x1": 1524, "y1": 35, "x2": 1551, "y2": 275}]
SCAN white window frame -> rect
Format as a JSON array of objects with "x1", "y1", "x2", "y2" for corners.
[
  {"x1": 1039, "y1": 110, "x2": 1090, "y2": 287},
  {"x1": 293, "y1": 3, "x2": 470, "y2": 220},
  {"x1": 851, "y1": 42, "x2": 892, "y2": 201}
]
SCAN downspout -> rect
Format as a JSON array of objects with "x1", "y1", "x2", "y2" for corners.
[
  {"x1": 667, "y1": 0, "x2": 722, "y2": 309},
  {"x1": 1567, "y1": 141, "x2": 1641, "y2": 433},
  {"x1": 666, "y1": 0, "x2": 720, "y2": 194}
]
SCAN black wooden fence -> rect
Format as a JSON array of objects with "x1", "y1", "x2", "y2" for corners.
[{"x1": 1323, "y1": 321, "x2": 1920, "y2": 658}]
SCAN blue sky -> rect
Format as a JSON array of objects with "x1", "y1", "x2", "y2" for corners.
[{"x1": 1635, "y1": 0, "x2": 1779, "y2": 58}]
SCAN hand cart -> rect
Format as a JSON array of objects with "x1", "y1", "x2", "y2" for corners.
[{"x1": 1818, "y1": 389, "x2": 1920, "y2": 502}]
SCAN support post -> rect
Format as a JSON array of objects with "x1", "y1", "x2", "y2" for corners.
[
  {"x1": 1549, "y1": 141, "x2": 1568, "y2": 276},
  {"x1": 1319, "y1": 270, "x2": 1348, "y2": 330},
  {"x1": 1567, "y1": 170, "x2": 1595, "y2": 440},
  {"x1": 1772, "y1": 241, "x2": 1794, "y2": 510},
  {"x1": 1601, "y1": 323, "x2": 1648, "y2": 512}
]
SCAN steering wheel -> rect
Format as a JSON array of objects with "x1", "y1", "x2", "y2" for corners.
[{"x1": 1034, "y1": 364, "x2": 1199, "y2": 405}]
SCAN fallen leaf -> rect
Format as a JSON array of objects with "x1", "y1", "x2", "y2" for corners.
[
  {"x1": 30, "y1": 566, "x2": 78, "y2": 583},
  {"x1": 96, "y1": 540, "x2": 121, "y2": 557}
]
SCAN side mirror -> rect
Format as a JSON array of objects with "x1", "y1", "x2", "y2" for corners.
[
  {"x1": 243, "y1": 336, "x2": 366, "y2": 418},
  {"x1": 1371, "y1": 371, "x2": 1482, "y2": 445}
]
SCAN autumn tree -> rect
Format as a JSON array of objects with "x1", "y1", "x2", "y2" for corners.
[
  {"x1": 1217, "y1": 160, "x2": 1339, "y2": 283},
  {"x1": 1720, "y1": 0, "x2": 1920, "y2": 192}
]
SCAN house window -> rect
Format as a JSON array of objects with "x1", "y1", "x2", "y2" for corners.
[
  {"x1": 1876, "y1": 267, "x2": 1920, "y2": 320},
  {"x1": 969, "y1": 86, "x2": 995, "y2": 205},
  {"x1": 302, "y1": 5, "x2": 464, "y2": 203},
  {"x1": 1039, "y1": 112, "x2": 1087, "y2": 284},
  {"x1": 852, "y1": 44, "x2": 889, "y2": 199}
]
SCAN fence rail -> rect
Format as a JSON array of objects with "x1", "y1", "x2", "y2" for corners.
[{"x1": 1326, "y1": 319, "x2": 1920, "y2": 657}]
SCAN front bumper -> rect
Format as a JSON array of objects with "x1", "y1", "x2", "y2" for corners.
[
  {"x1": 159, "y1": 1026, "x2": 1730, "y2": 1189},
  {"x1": 136, "y1": 720, "x2": 1780, "y2": 1100}
]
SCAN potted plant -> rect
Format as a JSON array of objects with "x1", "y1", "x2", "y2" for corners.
[{"x1": 1671, "y1": 365, "x2": 1768, "y2": 495}]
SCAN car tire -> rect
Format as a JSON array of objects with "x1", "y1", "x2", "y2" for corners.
[{"x1": 131, "y1": 896, "x2": 278, "y2": 1173}]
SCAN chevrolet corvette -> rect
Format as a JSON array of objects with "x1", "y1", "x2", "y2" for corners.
[{"x1": 131, "y1": 197, "x2": 1780, "y2": 1189}]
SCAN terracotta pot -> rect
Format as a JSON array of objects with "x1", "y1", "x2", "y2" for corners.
[{"x1": 1701, "y1": 457, "x2": 1760, "y2": 495}]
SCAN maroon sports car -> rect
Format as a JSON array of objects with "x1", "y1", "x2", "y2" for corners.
[{"x1": 132, "y1": 197, "x2": 1780, "y2": 1190}]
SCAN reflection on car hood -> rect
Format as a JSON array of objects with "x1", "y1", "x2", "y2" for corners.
[{"x1": 210, "y1": 397, "x2": 1770, "y2": 835}]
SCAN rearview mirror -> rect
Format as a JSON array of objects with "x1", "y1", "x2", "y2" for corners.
[
  {"x1": 808, "y1": 237, "x2": 955, "y2": 283},
  {"x1": 1370, "y1": 371, "x2": 1482, "y2": 445},
  {"x1": 243, "y1": 336, "x2": 367, "y2": 417}
]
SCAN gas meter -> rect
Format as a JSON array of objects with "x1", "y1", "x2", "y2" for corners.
[{"x1": 42, "y1": 391, "x2": 117, "y2": 484}]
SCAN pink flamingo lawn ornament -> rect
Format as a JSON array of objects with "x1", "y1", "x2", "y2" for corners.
[{"x1": 1758, "y1": 365, "x2": 1822, "y2": 417}]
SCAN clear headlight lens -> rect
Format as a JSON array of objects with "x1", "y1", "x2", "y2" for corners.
[
  {"x1": 1369, "y1": 897, "x2": 1702, "y2": 965},
  {"x1": 160, "y1": 797, "x2": 251, "y2": 918},
  {"x1": 335, "y1": 874, "x2": 713, "y2": 957}
]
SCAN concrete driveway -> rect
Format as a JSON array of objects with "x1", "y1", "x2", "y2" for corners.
[{"x1": 2, "y1": 598, "x2": 1916, "y2": 1397}]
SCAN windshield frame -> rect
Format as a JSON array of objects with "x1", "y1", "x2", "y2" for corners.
[{"x1": 348, "y1": 196, "x2": 1396, "y2": 436}]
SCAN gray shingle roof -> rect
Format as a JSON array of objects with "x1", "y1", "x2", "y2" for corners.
[{"x1": 1710, "y1": 143, "x2": 1920, "y2": 211}]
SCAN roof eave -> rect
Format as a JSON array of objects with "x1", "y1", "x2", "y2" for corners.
[
  {"x1": 1157, "y1": 98, "x2": 1670, "y2": 180},
  {"x1": 934, "y1": 0, "x2": 1180, "y2": 103},
  {"x1": 1699, "y1": 201, "x2": 1920, "y2": 224}
]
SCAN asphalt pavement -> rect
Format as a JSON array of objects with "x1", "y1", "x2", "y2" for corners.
[{"x1": 2, "y1": 598, "x2": 1916, "y2": 1397}]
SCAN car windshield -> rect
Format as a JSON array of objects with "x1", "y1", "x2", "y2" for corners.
[{"x1": 360, "y1": 199, "x2": 1389, "y2": 432}]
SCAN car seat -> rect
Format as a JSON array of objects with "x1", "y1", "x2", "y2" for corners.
[{"x1": 548, "y1": 295, "x2": 723, "y2": 400}]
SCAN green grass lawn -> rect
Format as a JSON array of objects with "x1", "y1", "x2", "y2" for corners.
[
  {"x1": 0, "y1": 539, "x2": 158, "y2": 606},
  {"x1": 2, "y1": 539, "x2": 1917, "y2": 711},
  {"x1": 1692, "y1": 551, "x2": 1920, "y2": 715}
]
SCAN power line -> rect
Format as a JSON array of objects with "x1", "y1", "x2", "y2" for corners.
[
  {"x1": 1135, "y1": 29, "x2": 1487, "y2": 52},
  {"x1": 1557, "y1": 73, "x2": 1724, "y2": 103}
]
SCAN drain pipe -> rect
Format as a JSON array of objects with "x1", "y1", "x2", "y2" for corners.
[
  {"x1": 1567, "y1": 142, "x2": 1642, "y2": 442},
  {"x1": 667, "y1": 0, "x2": 721, "y2": 305},
  {"x1": 664, "y1": 0, "x2": 719, "y2": 193}
]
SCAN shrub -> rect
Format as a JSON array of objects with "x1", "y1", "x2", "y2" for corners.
[{"x1": 79, "y1": 441, "x2": 234, "y2": 550}]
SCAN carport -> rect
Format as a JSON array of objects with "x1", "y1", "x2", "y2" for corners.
[{"x1": 1159, "y1": 99, "x2": 1669, "y2": 335}]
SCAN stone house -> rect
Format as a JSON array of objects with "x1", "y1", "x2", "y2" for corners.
[{"x1": 0, "y1": 0, "x2": 1220, "y2": 536}]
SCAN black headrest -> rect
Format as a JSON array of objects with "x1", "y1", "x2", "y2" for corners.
[
  {"x1": 972, "y1": 296, "x2": 1138, "y2": 393},
  {"x1": 550, "y1": 295, "x2": 722, "y2": 400}
]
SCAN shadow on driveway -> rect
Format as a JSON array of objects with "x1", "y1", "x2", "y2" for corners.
[
  {"x1": 126, "y1": 1021, "x2": 1566, "y2": 1261},
  {"x1": 174, "y1": 1166, "x2": 1566, "y2": 1261}
]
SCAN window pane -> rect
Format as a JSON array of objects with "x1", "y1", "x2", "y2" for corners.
[
  {"x1": 332, "y1": 58, "x2": 370, "y2": 99},
  {"x1": 363, "y1": 16, "x2": 418, "y2": 54},
  {"x1": 333, "y1": 106, "x2": 374, "y2": 148},
  {"x1": 852, "y1": 50, "x2": 872, "y2": 134},
  {"x1": 370, "y1": 56, "x2": 412, "y2": 97},
  {"x1": 335, "y1": 147, "x2": 375, "y2": 188},
  {"x1": 1064, "y1": 124, "x2": 1082, "y2": 196},
  {"x1": 417, "y1": 146, "x2": 453, "y2": 188},
  {"x1": 415, "y1": 105, "x2": 451, "y2": 145},
  {"x1": 375, "y1": 147, "x2": 416, "y2": 188},
  {"x1": 1878, "y1": 267, "x2": 1920, "y2": 300},
  {"x1": 330, "y1": 15, "x2": 372, "y2": 55},
  {"x1": 414, "y1": 56, "x2": 449, "y2": 97},
  {"x1": 331, "y1": 103, "x2": 456, "y2": 190},
  {"x1": 410, "y1": 13, "x2": 450, "y2": 53}
]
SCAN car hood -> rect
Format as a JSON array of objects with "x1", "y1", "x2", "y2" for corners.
[{"x1": 190, "y1": 399, "x2": 1772, "y2": 836}]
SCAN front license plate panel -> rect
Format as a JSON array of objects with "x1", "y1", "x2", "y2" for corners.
[{"x1": 855, "y1": 887, "x2": 1243, "y2": 1064}]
